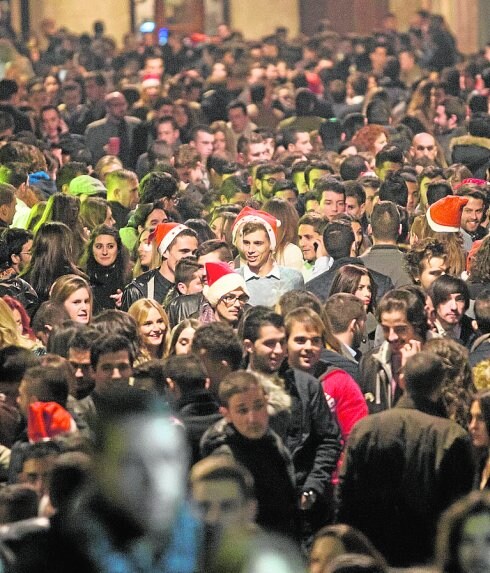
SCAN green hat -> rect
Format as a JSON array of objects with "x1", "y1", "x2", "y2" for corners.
[{"x1": 68, "y1": 175, "x2": 106, "y2": 197}]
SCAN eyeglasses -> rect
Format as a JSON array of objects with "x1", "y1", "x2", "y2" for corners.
[
  {"x1": 416, "y1": 145, "x2": 435, "y2": 152},
  {"x1": 220, "y1": 293, "x2": 249, "y2": 306},
  {"x1": 169, "y1": 195, "x2": 180, "y2": 205}
]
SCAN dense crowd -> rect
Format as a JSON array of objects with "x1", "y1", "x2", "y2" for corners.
[{"x1": 0, "y1": 6, "x2": 489, "y2": 573}]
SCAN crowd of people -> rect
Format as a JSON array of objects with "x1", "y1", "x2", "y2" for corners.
[{"x1": 0, "y1": 6, "x2": 489, "y2": 573}]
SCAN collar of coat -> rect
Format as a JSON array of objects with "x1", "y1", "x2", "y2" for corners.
[{"x1": 450, "y1": 134, "x2": 490, "y2": 150}]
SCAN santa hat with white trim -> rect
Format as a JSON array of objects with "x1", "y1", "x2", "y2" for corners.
[
  {"x1": 231, "y1": 206, "x2": 280, "y2": 250},
  {"x1": 203, "y1": 262, "x2": 249, "y2": 307},
  {"x1": 149, "y1": 222, "x2": 190, "y2": 255},
  {"x1": 426, "y1": 195, "x2": 469, "y2": 233}
]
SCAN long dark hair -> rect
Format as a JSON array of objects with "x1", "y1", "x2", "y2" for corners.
[
  {"x1": 79, "y1": 224, "x2": 130, "y2": 284},
  {"x1": 20, "y1": 222, "x2": 83, "y2": 301},
  {"x1": 329, "y1": 264, "x2": 377, "y2": 314}
]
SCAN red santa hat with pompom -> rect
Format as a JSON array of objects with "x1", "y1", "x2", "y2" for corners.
[
  {"x1": 28, "y1": 401, "x2": 77, "y2": 443},
  {"x1": 231, "y1": 206, "x2": 280, "y2": 250},
  {"x1": 149, "y1": 222, "x2": 190, "y2": 256},
  {"x1": 203, "y1": 262, "x2": 248, "y2": 307},
  {"x1": 426, "y1": 195, "x2": 469, "y2": 233}
]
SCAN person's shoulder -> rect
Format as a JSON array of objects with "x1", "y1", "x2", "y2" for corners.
[
  {"x1": 127, "y1": 268, "x2": 159, "y2": 287},
  {"x1": 84, "y1": 117, "x2": 107, "y2": 132}
]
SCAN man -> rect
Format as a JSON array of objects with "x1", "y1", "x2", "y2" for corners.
[
  {"x1": 189, "y1": 125, "x2": 214, "y2": 190},
  {"x1": 16, "y1": 390, "x2": 202, "y2": 572},
  {"x1": 122, "y1": 222, "x2": 198, "y2": 310},
  {"x1": 236, "y1": 133, "x2": 269, "y2": 165},
  {"x1": 105, "y1": 169, "x2": 139, "y2": 229},
  {"x1": 0, "y1": 79, "x2": 32, "y2": 133},
  {"x1": 191, "y1": 322, "x2": 243, "y2": 396},
  {"x1": 404, "y1": 238, "x2": 448, "y2": 292},
  {"x1": 344, "y1": 181, "x2": 366, "y2": 222},
  {"x1": 361, "y1": 201, "x2": 413, "y2": 287},
  {"x1": 315, "y1": 177, "x2": 346, "y2": 221},
  {"x1": 0, "y1": 184, "x2": 17, "y2": 229},
  {"x1": 163, "y1": 354, "x2": 220, "y2": 465},
  {"x1": 40, "y1": 105, "x2": 82, "y2": 148},
  {"x1": 433, "y1": 96, "x2": 467, "y2": 164},
  {"x1": 254, "y1": 163, "x2": 286, "y2": 203},
  {"x1": 306, "y1": 221, "x2": 393, "y2": 303},
  {"x1": 410, "y1": 132, "x2": 439, "y2": 165},
  {"x1": 359, "y1": 288, "x2": 430, "y2": 413},
  {"x1": 190, "y1": 456, "x2": 257, "y2": 530},
  {"x1": 234, "y1": 208, "x2": 304, "y2": 307},
  {"x1": 297, "y1": 213, "x2": 330, "y2": 281},
  {"x1": 90, "y1": 334, "x2": 134, "y2": 395},
  {"x1": 451, "y1": 112, "x2": 490, "y2": 179},
  {"x1": 201, "y1": 370, "x2": 298, "y2": 539},
  {"x1": 67, "y1": 327, "x2": 97, "y2": 400},
  {"x1": 429, "y1": 274, "x2": 473, "y2": 346},
  {"x1": 0, "y1": 228, "x2": 38, "y2": 315},
  {"x1": 85, "y1": 91, "x2": 141, "y2": 167},
  {"x1": 339, "y1": 351, "x2": 474, "y2": 567},
  {"x1": 456, "y1": 186, "x2": 488, "y2": 241},
  {"x1": 272, "y1": 180, "x2": 298, "y2": 208},
  {"x1": 282, "y1": 128, "x2": 313, "y2": 156},
  {"x1": 155, "y1": 115, "x2": 180, "y2": 148},
  {"x1": 241, "y1": 308, "x2": 341, "y2": 536},
  {"x1": 323, "y1": 293, "x2": 367, "y2": 368},
  {"x1": 227, "y1": 100, "x2": 257, "y2": 152},
  {"x1": 374, "y1": 145, "x2": 404, "y2": 181},
  {"x1": 304, "y1": 161, "x2": 333, "y2": 191}
]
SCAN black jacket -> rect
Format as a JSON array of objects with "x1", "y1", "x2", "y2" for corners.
[
  {"x1": 280, "y1": 365, "x2": 342, "y2": 496},
  {"x1": 166, "y1": 293, "x2": 203, "y2": 329},
  {"x1": 122, "y1": 268, "x2": 173, "y2": 311},
  {"x1": 174, "y1": 390, "x2": 221, "y2": 466},
  {"x1": 305, "y1": 257, "x2": 394, "y2": 303},
  {"x1": 451, "y1": 134, "x2": 490, "y2": 179},
  {"x1": 338, "y1": 393, "x2": 474, "y2": 567}
]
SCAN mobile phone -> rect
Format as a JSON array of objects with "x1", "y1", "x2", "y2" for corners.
[{"x1": 158, "y1": 27, "x2": 169, "y2": 46}]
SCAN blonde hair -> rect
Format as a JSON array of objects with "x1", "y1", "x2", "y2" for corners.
[
  {"x1": 127, "y1": 298, "x2": 170, "y2": 359},
  {"x1": 0, "y1": 298, "x2": 29, "y2": 348}
]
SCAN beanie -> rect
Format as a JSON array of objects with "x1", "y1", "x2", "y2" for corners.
[
  {"x1": 68, "y1": 175, "x2": 107, "y2": 197},
  {"x1": 426, "y1": 195, "x2": 469, "y2": 233},
  {"x1": 202, "y1": 262, "x2": 248, "y2": 307}
]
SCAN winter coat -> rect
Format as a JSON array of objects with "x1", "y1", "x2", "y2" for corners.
[
  {"x1": 338, "y1": 393, "x2": 474, "y2": 567},
  {"x1": 451, "y1": 134, "x2": 490, "y2": 179}
]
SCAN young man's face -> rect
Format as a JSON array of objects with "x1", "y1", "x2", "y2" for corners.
[
  {"x1": 118, "y1": 177, "x2": 139, "y2": 209},
  {"x1": 164, "y1": 235, "x2": 199, "y2": 275},
  {"x1": 380, "y1": 310, "x2": 421, "y2": 355},
  {"x1": 156, "y1": 121, "x2": 179, "y2": 146},
  {"x1": 258, "y1": 171, "x2": 285, "y2": 200},
  {"x1": 460, "y1": 198, "x2": 485, "y2": 234},
  {"x1": 345, "y1": 196, "x2": 364, "y2": 218},
  {"x1": 222, "y1": 384, "x2": 269, "y2": 440},
  {"x1": 192, "y1": 478, "x2": 252, "y2": 528},
  {"x1": 298, "y1": 224, "x2": 323, "y2": 262},
  {"x1": 193, "y1": 130, "x2": 214, "y2": 160},
  {"x1": 435, "y1": 293, "x2": 466, "y2": 329},
  {"x1": 319, "y1": 191, "x2": 345, "y2": 221},
  {"x1": 417, "y1": 256, "x2": 447, "y2": 291},
  {"x1": 287, "y1": 322, "x2": 323, "y2": 372},
  {"x1": 242, "y1": 229, "x2": 272, "y2": 272},
  {"x1": 68, "y1": 347, "x2": 96, "y2": 398},
  {"x1": 92, "y1": 349, "x2": 133, "y2": 393},
  {"x1": 246, "y1": 324, "x2": 287, "y2": 374},
  {"x1": 96, "y1": 414, "x2": 187, "y2": 536},
  {"x1": 215, "y1": 289, "x2": 248, "y2": 325},
  {"x1": 22, "y1": 455, "x2": 58, "y2": 499}
]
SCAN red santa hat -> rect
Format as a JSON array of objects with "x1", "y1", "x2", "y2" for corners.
[
  {"x1": 202, "y1": 262, "x2": 248, "y2": 307},
  {"x1": 149, "y1": 222, "x2": 189, "y2": 256},
  {"x1": 28, "y1": 401, "x2": 77, "y2": 443},
  {"x1": 141, "y1": 73, "x2": 161, "y2": 89},
  {"x1": 231, "y1": 206, "x2": 280, "y2": 250},
  {"x1": 426, "y1": 195, "x2": 469, "y2": 233},
  {"x1": 452, "y1": 178, "x2": 487, "y2": 191}
]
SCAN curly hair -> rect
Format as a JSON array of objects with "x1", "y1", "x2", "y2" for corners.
[
  {"x1": 469, "y1": 236, "x2": 490, "y2": 283},
  {"x1": 424, "y1": 338, "x2": 475, "y2": 429},
  {"x1": 351, "y1": 124, "x2": 389, "y2": 154},
  {"x1": 404, "y1": 237, "x2": 448, "y2": 282}
]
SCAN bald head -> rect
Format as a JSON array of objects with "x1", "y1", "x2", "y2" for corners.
[
  {"x1": 411, "y1": 132, "x2": 437, "y2": 162},
  {"x1": 105, "y1": 92, "x2": 127, "y2": 120}
]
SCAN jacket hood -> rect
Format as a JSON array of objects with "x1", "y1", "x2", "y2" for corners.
[{"x1": 450, "y1": 134, "x2": 490, "y2": 151}]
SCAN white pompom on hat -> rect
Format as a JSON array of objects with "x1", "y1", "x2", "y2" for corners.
[
  {"x1": 426, "y1": 195, "x2": 469, "y2": 233},
  {"x1": 149, "y1": 222, "x2": 189, "y2": 255},
  {"x1": 231, "y1": 206, "x2": 280, "y2": 250},
  {"x1": 202, "y1": 261, "x2": 248, "y2": 307}
]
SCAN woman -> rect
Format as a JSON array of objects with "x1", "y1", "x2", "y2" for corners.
[
  {"x1": 436, "y1": 490, "x2": 490, "y2": 573},
  {"x1": 79, "y1": 225, "x2": 130, "y2": 314},
  {"x1": 79, "y1": 197, "x2": 116, "y2": 235},
  {"x1": 0, "y1": 298, "x2": 37, "y2": 350},
  {"x1": 50, "y1": 274, "x2": 92, "y2": 325},
  {"x1": 2, "y1": 295, "x2": 37, "y2": 342},
  {"x1": 128, "y1": 298, "x2": 170, "y2": 361},
  {"x1": 21, "y1": 222, "x2": 85, "y2": 303},
  {"x1": 210, "y1": 120, "x2": 235, "y2": 159},
  {"x1": 33, "y1": 193, "x2": 86, "y2": 261},
  {"x1": 309, "y1": 524, "x2": 387, "y2": 573},
  {"x1": 168, "y1": 318, "x2": 200, "y2": 356},
  {"x1": 467, "y1": 236, "x2": 490, "y2": 299},
  {"x1": 172, "y1": 99, "x2": 195, "y2": 144},
  {"x1": 285, "y1": 307, "x2": 367, "y2": 442},
  {"x1": 469, "y1": 392, "x2": 490, "y2": 490},
  {"x1": 210, "y1": 210, "x2": 237, "y2": 243},
  {"x1": 263, "y1": 197, "x2": 303, "y2": 271},
  {"x1": 132, "y1": 227, "x2": 162, "y2": 279},
  {"x1": 351, "y1": 124, "x2": 389, "y2": 156}
]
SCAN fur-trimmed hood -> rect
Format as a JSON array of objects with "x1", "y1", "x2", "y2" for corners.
[{"x1": 450, "y1": 134, "x2": 490, "y2": 150}]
